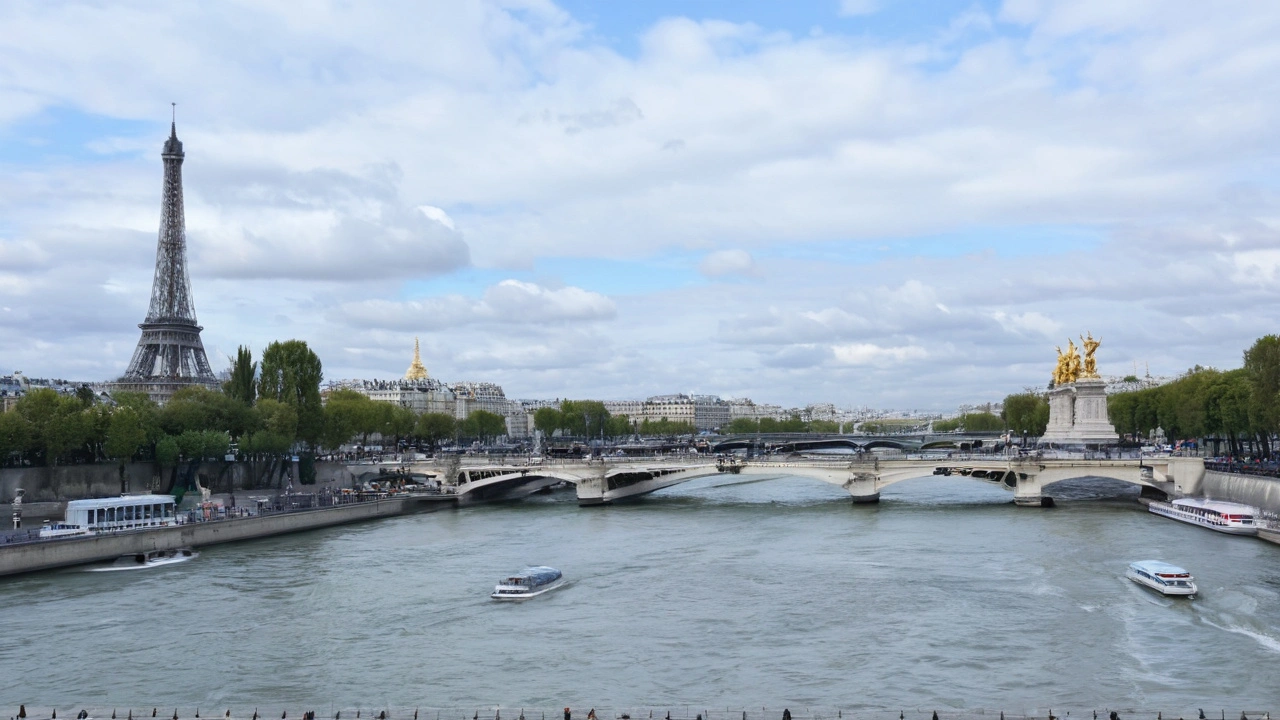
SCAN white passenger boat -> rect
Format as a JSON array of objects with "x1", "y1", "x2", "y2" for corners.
[
  {"x1": 38, "y1": 494, "x2": 180, "y2": 539},
  {"x1": 1147, "y1": 497, "x2": 1259, "y2": 535},
  {"x1": 38, "y1": 521, "x2": 92, "y2": 539},
  {"x1": 491, "y1": 566, "x2": 565, "y2": 600},
  {"x1": 1126, "y1": 560, "x2": 1197, "y2": 597},
  {"x1": 87, "y1": 548, "x2": 198, "y2": 572}
]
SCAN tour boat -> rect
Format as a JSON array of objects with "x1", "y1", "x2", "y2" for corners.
[
  {"x1": 39, "y1": 494, "x2": 180, "y2": 539},
  {"x1": 87, "y1": 548, "x2": 198, "y2": 572},
  {"x1": 38, "y1": 521, "x2": 92, "y2": 539},
  {"x1": 1126, "y1": 560, "x2": 1197, "y2": 597},
  {"x1": 491, "y1": 566, "x2": 565, "y2": 600},
  {"x1": 1147, "y1": 497, "x2": 1259, "y2": 535}
]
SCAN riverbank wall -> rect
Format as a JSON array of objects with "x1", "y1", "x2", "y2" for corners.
[
  {"x1": 1200, "y1": 469, "x2": 1280, "y2": 514},
  {"x1": 0, "y1": 493, "x2": 454, "y2": 577}
]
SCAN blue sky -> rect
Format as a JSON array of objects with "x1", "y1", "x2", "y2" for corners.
[
  {"x1": 2, "y1": 1, "x2": 1279, "y2": 408},
  {"x1": 558, "y1": 0, "x2": 1007, "y2": 55},
  {"x1": 0, "y1": 107, "x2": 156, "y2": 166}
]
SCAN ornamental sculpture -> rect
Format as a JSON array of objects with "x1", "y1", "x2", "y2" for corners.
[
  {"x1": 1052, "y1": 333, "x2": 1102, "y2": 385},
  {"x1": 1080, "y1": 331, "x2": 1101, "y2": 378}
]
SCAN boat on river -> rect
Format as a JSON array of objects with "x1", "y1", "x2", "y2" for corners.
[
  {"x1": 87, "y1": 548, "x2": 198, "y2": 572},
  {"x1": 38, "y1": 494, "x2": 179, "y2": 539},
  {"x1": 491, "y1": 566, "x2": 565, "y2": 600},
  {"x1": 1126, "y1": 560, "x2": 1197, "y2": 597},
  {"x1": 1147, "y1": 497, "x2": 1259, "y2": 535}
]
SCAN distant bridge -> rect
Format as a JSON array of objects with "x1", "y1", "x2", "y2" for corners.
[
  {"x1": 710, "y1": 433, "x2": 1003, "y2": 454},
  {"x1": 385, "y1": 455, "x2": 1206, "y2": 508}
]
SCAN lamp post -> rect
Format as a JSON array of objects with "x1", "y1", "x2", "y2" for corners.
[{"x1": 11, "y1": 487, "x2": 23, "y2": 530}]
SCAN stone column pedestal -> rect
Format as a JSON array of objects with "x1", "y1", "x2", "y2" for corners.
[
  {"x1": 1071, "y1": 378, "x2": 1119, "y2": 444},
  {"x1": 1039, "y1": 378, "x2": 1118, "y2": 446}
]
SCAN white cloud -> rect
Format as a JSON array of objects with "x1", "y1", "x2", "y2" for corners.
[
  {"x1": 699, "y1": 249, "x2": 759, "y2": 278},
  {"x1": 1, "y1": 1, "x2": 1280, "y2": 408},
  {"x1": 418, "y1": 205, "x2": 456, "y2": 230},
  {"x1": 992, "y1": 310, "x2": 1062, "y2": 339},
  {"x1": 1231, "y1": 249, "x2": 1280, "y2": 285},
  {"x1": 336, "y1": 280, "x2": 616, "y2": 331},
  {"x1": 832, "y1": 342, "x2": 928, "y2": 366}
]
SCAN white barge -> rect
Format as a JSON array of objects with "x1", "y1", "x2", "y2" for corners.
[
  {"x1": 491, "y1": 566, "x2": 565, "y2": 600},
  {"x1": 1147, "y1": 497, "x2": 1259, "y2": 535},
  {"x1": 39, "y1": 494, "x2": 179, "y2": 538},
  {"x1": 1126, "y1": 560, "x2": 1197, "y2": 597}
]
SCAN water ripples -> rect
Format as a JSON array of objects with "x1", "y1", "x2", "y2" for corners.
[{"x1": 1, "y1": 476, "x2": 1278, "y2": 710}]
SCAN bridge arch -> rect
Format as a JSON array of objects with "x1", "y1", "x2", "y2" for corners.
[{"x1": 861, "y1": 440, "x2": 909, "y2": 451}]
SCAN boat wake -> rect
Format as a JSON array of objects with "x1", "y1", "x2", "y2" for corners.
[
  {"x1": 85, "y1": 549, "x2": 199, "y2": 572},
  {"x1": 1200, "y1": 617, "x2": 1280, "y2": 655}
]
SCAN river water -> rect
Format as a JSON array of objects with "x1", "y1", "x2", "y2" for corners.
[{"x1": 2, "y1": 476, "x2": 1279, "y2": 713}]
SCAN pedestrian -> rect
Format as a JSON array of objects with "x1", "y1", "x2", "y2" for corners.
[
  {"x1": 783, "y1": 712, "x2": 791, "y2": 720},
  {"x1": 564, "y1": 709, "x2": 570, "y2": 720}
]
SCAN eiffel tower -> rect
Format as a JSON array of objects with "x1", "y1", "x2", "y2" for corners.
[{"x1": 115, "y1": 110, "x2": 217, "y2": 404}]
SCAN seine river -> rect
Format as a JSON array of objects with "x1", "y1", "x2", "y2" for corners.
[{"x1": 2, "y1": 476, "x2": 1279, "y2": 714}]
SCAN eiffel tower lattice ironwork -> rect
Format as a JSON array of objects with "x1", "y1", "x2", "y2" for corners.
[{"x1": 119, "y1": 113, "x2": 217, "y2": 401}]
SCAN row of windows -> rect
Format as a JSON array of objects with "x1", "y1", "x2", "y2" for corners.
[{"x1": 74, "y1": 503, "x2": 176, "y2": 526}]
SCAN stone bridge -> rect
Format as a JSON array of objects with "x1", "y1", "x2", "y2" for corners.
[{"x1": 389, "y1": 455, "x2": 1206, "y2": 507}]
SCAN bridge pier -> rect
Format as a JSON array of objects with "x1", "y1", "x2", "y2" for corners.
[
  {"x1": 1013, "y1": 472, "x2": 1046, "y2": 507},
  {"x1": 843, "y1": 474, "x2": 880, "y2": 504},
  {"x1": 576, "y1": 475, "x2": 607, "y2": 507}
]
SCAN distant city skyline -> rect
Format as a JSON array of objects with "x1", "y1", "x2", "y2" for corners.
[{"x1": 1, "y1": 1, "x2": 1277, "y2": 409}]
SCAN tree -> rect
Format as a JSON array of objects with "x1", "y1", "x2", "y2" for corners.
[
  {"x1": 1002, "y1": 392, "x2": 1049, "y2": 436},
  {"x1": 1244, "y1": 335, "x2": 1280, "y2": 443},
  {"x1": 959, "y1": 412, "x2": 1004, "y2": 432},
  {"x1": 225, "y1": 345, "x2": 258, "y2": 405},
  {"x1": 934, "y1": 412, "x2": 1002, "y2": 433},
  {"x1": 578, "y1": 401, "x2": 610, "y2": 439},
  {"x1": 556, "y1": 400, "x2": 588, "y2": 437},
  {"x1": 932, "y1": 417, "x2": 961, "y2": 433},
  {"x1": 724, "y1": 418, "x2": 759, "y2": 434},
  {"x1": 533, "y1": 407, "x2": 562, "y2": 437},
  {"x1": 416, "y1": 412, "x2": 457, "y2": 450},
  {"x1": 155, "y1": 434, "x2": 180, "y2": 467},
  {"x1": 104, "y1": 407, "x2": 148, "y2": 465},
  {"x1": 255, "y1": 398, "x2": 298, "y2": 442},
  {"x1": 638, "y1": 418, "x2": 696, "y2": 437},
  {"x1": 161, "y1": 386, "x2": 257, "y2": 440},
  {"x1": 75, "y1": 385, "x2": 96, "y2": 407},
  {"x1": 321, "y1": 389, "x2": 376, "y2": 450},
  {"x1": 461, "y1": 410, "x2": 507, "y2": 443},
  {"x1": 605, "y1": 414, "x2": 633, "y2": 439},
  {"x1": 0, "y1": 411, "x2": 33, "y2": 466},
  {"x1": 258, "y1": 340, "x2": 324, "y2": 448},
  {"x1": 383, "y1": 405, "x2": 417, "y2": 448},
  {"x1": 112, "y1": 392, "x2": 162, "y2": 443},
  {"x1": 15, "y1": 388, "x2": 92, "y2": 465}
]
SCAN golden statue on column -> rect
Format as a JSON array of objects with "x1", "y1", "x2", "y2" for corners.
[
  {"x1": 1051, "y1": 333, "x2": 1101, "y2": 385},
  {"x1": 1079, "y1": 332, "x2": 1101, "y2": 378}
]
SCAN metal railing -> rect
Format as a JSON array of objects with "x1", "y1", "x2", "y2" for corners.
[{"x1": 1206, "y1": 461, "x2": 1280, "y2": 479}]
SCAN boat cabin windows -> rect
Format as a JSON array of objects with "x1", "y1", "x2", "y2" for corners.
[{"x1": 64, "y1": 496, "x2": 177, "y2": 533}]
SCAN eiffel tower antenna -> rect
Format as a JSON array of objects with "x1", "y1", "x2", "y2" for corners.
[{"x1": 114, "y1": 107, "x2": 217, "y2": 404}]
